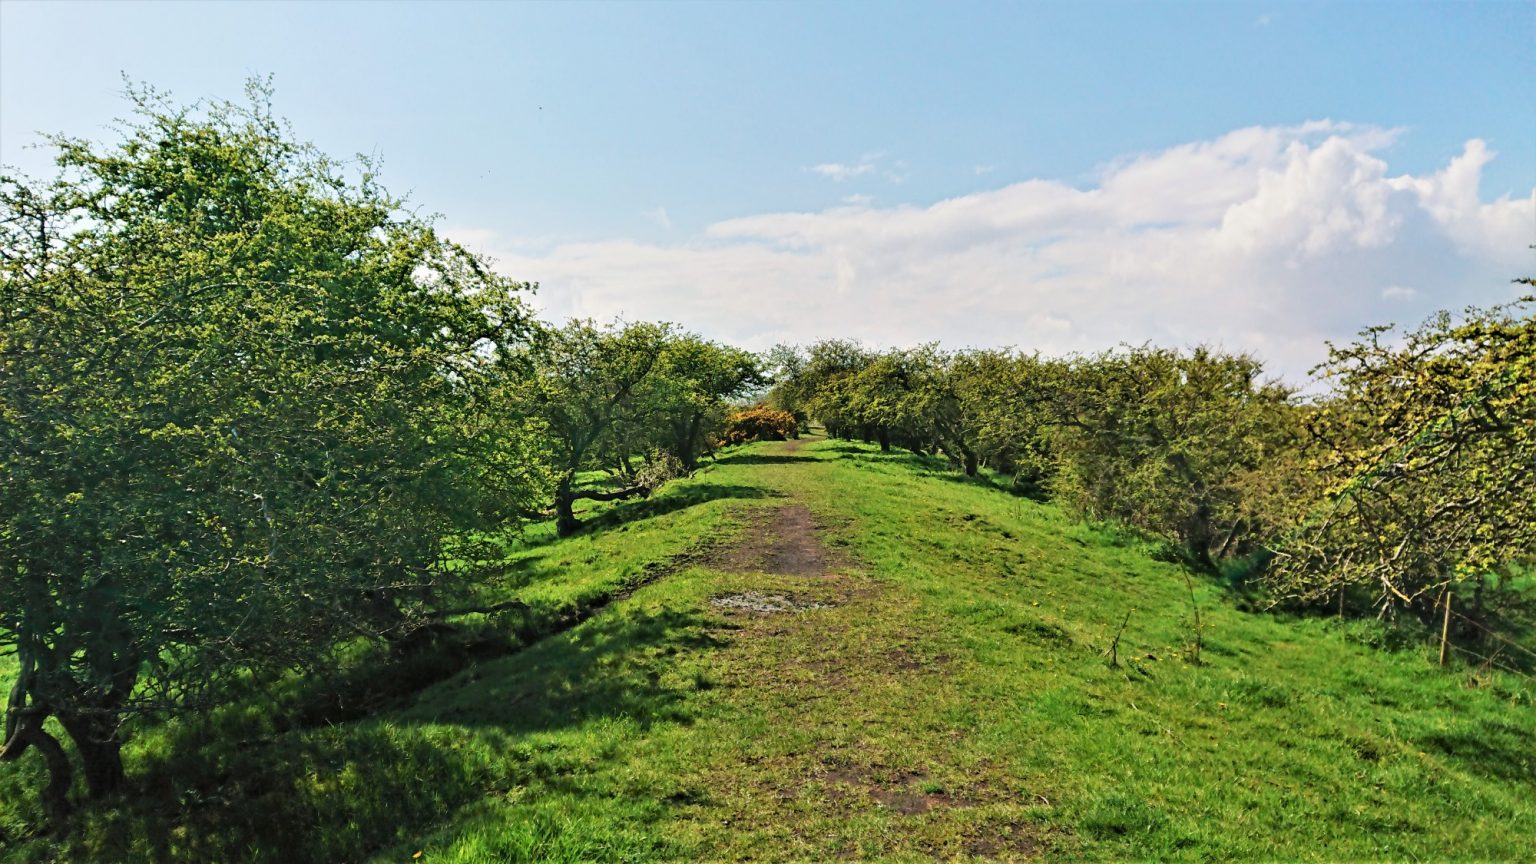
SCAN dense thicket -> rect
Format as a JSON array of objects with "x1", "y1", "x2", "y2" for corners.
[
  {"x1": 1267, "y1": 293, "x2": 1536, "y2": 620},
  {"x1": 720, "y1": 406, "x2": 799, "y2": 445}
]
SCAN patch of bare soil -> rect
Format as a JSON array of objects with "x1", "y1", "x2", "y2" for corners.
[
  {"x1": 958, "y1": 828, "x2": 1042, "y2": 861},
  {"x1": 817, "y1": 763, "x2": 1046, "y2": 858},
  {"x1": 818, "y1": 765, "x2": 975, "y2": 816},
  {"x1": 884, "y1": 645, "x2": 953, "y2": 672},
  {"x1": 708, "y1": 504, "x2": 845, "y2": 578},
  {"x1": 708, "y1": 591, "x2": 832, "y2": 614}
]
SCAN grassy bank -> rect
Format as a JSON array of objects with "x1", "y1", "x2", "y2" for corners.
[{"x1": 3, "y1": 437, "x2": 1533, "y2": 862}]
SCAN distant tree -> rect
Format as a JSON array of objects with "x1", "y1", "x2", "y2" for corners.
[
  {"x1": 951, "y1": 350, "x2": 1065, "y2": 496},
  {"x1": 650, "y1": 336, "x2": 764, "y2": 470},
  {"x1": 513, "y1": 320, "x2": 673, "y2": 536},
  {"x1": 839, "y1": 349, "x2": 923, "y2": 453},
  {"x1": 830, "y1": 346, "x2": 968, "y2": 466},
  {"x1": 761, "y1": 343, "x2": 809, "y2": 426},
  {"x1": 793, "y1": 340, "x2": 876, "y2": 440},
  {"x1": 0, "y1": 82, "x2": 534, "y2": 821},
  {"x1": 1266, "y1": 292, "x2": 1536, "y2": 617},
  {"x1": 1050, "y1": 347, "x2": 1296, "y2": 569}
]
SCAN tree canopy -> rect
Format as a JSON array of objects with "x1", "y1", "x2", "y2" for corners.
[
  {"x1": 0, "y1": 82, "x2": 535, "y2": 817},
  {"x1": 1266, "y1": 293, "x2": 1536, "y2": 614}
]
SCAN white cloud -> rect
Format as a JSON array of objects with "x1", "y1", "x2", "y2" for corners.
[
  {"x1": 810, "y1": 151, "x2": 887, "y2": 182},
  {"x1": 467, "y1": 122, "x2": 1535, "y2": 384},
  {"x1": 811, "y1": 162, "x2": 874, "y2": 181},
  {"x1": 974, "y1": 165, "x2": 996, "y2": 176}
]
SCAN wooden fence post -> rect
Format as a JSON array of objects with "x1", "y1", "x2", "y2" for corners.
[{"x1": 1438, "y1": 588, "x2": 1453, "y2": 667}]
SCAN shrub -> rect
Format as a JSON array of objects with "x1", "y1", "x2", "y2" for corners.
[{"x1": 720, "y1": 407, "x2": 799, "y2": 445}]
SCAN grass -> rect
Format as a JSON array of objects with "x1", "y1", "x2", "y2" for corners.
[{"x1": 3, "y1": 436, "x2": 1534, "y2": 862}]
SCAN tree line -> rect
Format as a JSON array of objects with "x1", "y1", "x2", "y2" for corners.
[
  {"x1": 762, "y1": 300, "x2": 1534, "y2": 621},
  {"x1": 2, "y1": 84, "x2": 1531, "y2": 827}
]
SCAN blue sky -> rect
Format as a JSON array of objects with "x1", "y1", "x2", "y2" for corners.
[{"x1": 3, "y1": 1, "x2": 1533, "y2": 380}]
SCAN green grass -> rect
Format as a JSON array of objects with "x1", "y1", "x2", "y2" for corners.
[{"x1": 3, "y1": 437, "x2": 1534, "y2": 862}]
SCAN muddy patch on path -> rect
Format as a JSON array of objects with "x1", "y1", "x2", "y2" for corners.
[
  {"x1": 709, "y1": 591, "x2": 832, "y2": 614},
  {"x1": 815, "y1": 764, "x2": 979, "y2": 816},
  {"x1": 708, "y1": 504, "x2": 846, "y2": 578}
]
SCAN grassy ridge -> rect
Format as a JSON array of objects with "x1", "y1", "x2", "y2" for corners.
[{"x1": 3, "y1": 437, "x2": 1533, "y2": 862}]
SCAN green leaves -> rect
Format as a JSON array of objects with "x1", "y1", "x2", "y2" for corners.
[
  {"x1": 507, "y1": 320, "x2": 764, "y2": 534},
  {"x1": 0, "y1": 80, "x2": 537, "y2": 808},
  {"x1": 1267, "y1": 294, "x2": 1536, "y2": 614},
  {"x1": 1048, "y1": 346, "x2": 1299, "y2": 568}
]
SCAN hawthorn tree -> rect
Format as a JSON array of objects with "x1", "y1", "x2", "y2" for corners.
[
  {"x1": 760, "y1": 343, "x2": 810, "y2": 430},
  {"x1": 951, "y1": 350, "x2": 1065, "y2": 496},
  {"x1": 0, "y1": 83, "x2": 534, "y2": 821},
  {"x1": 839, "y1": 349, "x2": 925, "y2": 453},
  {"x1": 645, "y1": 336, "x2": 763, "y2": 470},
  {"x1": 513, "y1": 320, "x2": 674, "y2": 536},
  {"x1": 1266, "y1": 292, "x2": 1536, "y2": 617},
  {"x1": 1050, "y1": 346, "x2": 1296, "y2": 569},
  {"x1": 830, "y1": 346, "x2": 979, "y2": 467},
  {"x1": 788, "y1": 339, "x2": 875, "y2": 441}
]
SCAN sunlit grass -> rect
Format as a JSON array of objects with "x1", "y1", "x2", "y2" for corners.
[{"x1": 3, "y1": 437, "x2": 1533, "y2": 862}]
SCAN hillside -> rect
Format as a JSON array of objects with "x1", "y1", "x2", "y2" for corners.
[{"x1": 4, "y1": 435, "x2": 1534, "y2": 863}]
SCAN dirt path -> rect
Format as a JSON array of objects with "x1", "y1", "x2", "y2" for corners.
[
  {"x1": 686, "y1": 441, "x2": 1036, "y2": 859},
  {"x1": 706, "y1": 503, "x2": 844, "y2": 578}
]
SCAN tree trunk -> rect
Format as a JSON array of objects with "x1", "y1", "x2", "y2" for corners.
[
  {"x1": 1, "y1": 710, "x2": 72, "y2": 827},
  {"x1": 679, "y1": 413, "x2": 703, "y2": 471},
  {"x1": 1213, "y1": 520, "x2": 1245, "y2": 561},
  {"x1": 59, "y1": 636, "x2": 137, "y2": 800},
  {"x1": 59, "y1": 712, "x2": 126, "y2": 799},
  {"x1": 555, "y1": 474, "x2": 580, "y2": 537},
  {"x1": 1181, "y1": 503, "x2": 1218, "y2": 571},
  {"x1": 1167, "y1": 454, "x2": 1217, "y2": 571}
]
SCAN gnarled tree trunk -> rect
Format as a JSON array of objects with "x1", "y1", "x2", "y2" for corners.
[
  {"x1": 58, "y1": 712, "x2": 126, "y2": 800},
  {"x1": 3, "y1": 658, "x2": 75, "y2": 829},
  {"x1": 1, "y1": 711, "x2": 73, "y2": 828},
  {"x1": 555, "y1": 474, "x2": 581, "y2": 537}
]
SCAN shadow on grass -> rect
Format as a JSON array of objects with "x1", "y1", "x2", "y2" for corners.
[
  {"x1": 710, "y1": 452, "x2": 806, "y2": 466},
  {"x1": 819, "y1": 442, "x2": 927, "y2": 467},
  {"x1": 55, "y1": 606, "x2": 721, "y2": 864},
  {"x1": 577, "y1": 482, "x2": 782, "y2": 535},
  {"x1": 509, "y1": 482, "x2": 778, "y2": 552},
  {"x1": 928, "y1": 470, "x2": 1008, "y2": 493},
  {"x1": 817, "y1": 441, "x2": 884, "y2": 458},
  {"x1": 1416, "y1": 717, "x2": 1536, "y2": 786},
  {"x1": 408, "y1": 604, "x2": 724, "y2": 734}
]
